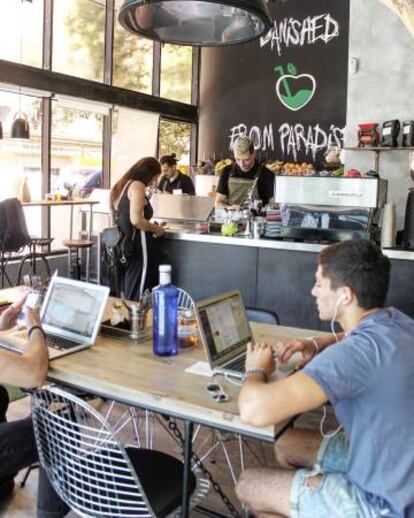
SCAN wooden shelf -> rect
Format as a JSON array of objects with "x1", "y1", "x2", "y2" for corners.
[{"x1": 344, "y1": 146, "x2": 414, "y2": 151}]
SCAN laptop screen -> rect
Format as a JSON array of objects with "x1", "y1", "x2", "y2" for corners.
[
  {"x1": 41, "y1": 277, "x2": 109, "y2": 343},
  {"x1": 196, "y1": 291, "x2": 252, "y2": 364}
]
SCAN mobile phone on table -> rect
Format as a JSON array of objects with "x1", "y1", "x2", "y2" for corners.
[{"x1": 16, "y1": 292, "x2": 42, "y2": 326}]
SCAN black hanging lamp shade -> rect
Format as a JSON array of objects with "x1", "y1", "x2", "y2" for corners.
[
  {"x1": 118, "y1": 0, "x2": 272, "y2": 46},
  {"x1": 0, "y1": 121, "x2": 3, "y2": 140},
  {"x1": 11, "y1": 113, "x2": 30, "y2": 139}
]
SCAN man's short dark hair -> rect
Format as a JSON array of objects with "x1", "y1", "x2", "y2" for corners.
[{"x1": 318, "y1": 240, "x2": 390, "y2": 309}]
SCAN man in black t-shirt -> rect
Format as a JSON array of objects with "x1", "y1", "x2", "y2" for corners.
[
  {"x1": 158, "y1": 154, "x2": 195, "y2": 195},
  {"x1": 215, "y1": 136, "x2": 275, "y2": 209}
]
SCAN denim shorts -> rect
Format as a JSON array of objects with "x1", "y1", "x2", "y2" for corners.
[{"x1": 290, "y1": 431, "x2": 393, "y2": 518}]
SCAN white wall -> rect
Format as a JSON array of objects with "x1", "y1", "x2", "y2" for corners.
[{"x1": 345, "y1": 0, "x2": 414, "y2": 228}]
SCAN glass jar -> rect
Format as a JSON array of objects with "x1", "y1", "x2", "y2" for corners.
[{"x1": 178, "y1": 309, "x2": 200, "y2": 349}]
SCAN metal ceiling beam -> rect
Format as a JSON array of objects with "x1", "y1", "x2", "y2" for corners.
[{"x1": 0, "y1": 59, "x2": 198, "y2": 124}]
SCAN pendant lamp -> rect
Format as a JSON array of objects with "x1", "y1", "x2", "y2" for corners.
[
  {"x1": 0, "y1": 121, "x2": 3, "y2": 140},
  {"x1": 118, "y1": 0, "x2": 272, "y2": 46},
  {"x1": 11, "y1": 112, "x2": 30, "y2": 139}
]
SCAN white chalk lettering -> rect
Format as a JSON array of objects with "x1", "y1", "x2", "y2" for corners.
[
  {"x1": 260, "y1": 13, "x2": 339, "y2": 56},
  {"x1": 228, "y1": 122, "x2": 345, "y2": 162}
]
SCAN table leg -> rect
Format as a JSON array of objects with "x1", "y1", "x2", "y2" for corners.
[
  {"x1": 85, "y1": 206, "x2": 93, "y2": 282},
  {"x1": 182, "y1": 419, "x2": 194, "y2": 518}
]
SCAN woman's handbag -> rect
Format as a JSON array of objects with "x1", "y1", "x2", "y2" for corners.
[{"x1": 102, "y1": 226, "x2": 122, "y2": 248}]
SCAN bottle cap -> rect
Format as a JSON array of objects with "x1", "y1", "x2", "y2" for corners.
[{"x1": 159, "y1": 264, "x2": 172, "y2": 273}]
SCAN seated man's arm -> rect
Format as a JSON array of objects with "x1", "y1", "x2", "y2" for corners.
[
  {"x1": 238, "y1": 343, "x2": 327, "y2": 427},
  {"x1": 0, "y1": 308, "x2": 48, "y2": 389}
]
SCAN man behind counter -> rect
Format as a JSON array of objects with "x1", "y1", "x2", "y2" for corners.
[
  {"x1": 215, "y1": 135, "x2": 274, "y2": 209},
  {"x1": 158, "y1": 154, "x2": 195, "y2": 195}
]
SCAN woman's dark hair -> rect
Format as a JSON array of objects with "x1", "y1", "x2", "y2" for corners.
[
  {"x1": 318, "y1": 240, "x2": 391, "y2": 309},
  {"x1": 159, "y1": 153, "x2": 177, "y2": 167},
  {"x1": 110, "y1": 157, "x2": 161, "y2": 209}
]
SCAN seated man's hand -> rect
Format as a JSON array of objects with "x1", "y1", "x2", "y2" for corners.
[
  {"x1": 0, "y1": 294, "x2": 28, "y2": 331},
  {"x1": 276, "y1": 339, "x2": 316, "y2": 369},
  {"x1": 24, "y1": 306, "x2": 42, "y2": 330},
  {"x1": 245, "y1": 342, "x2": 275, "y2": 376}
]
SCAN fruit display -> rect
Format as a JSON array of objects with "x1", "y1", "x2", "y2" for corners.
[
  {"x1": 221, "y1": 221, "x2": 238, "y2": 236},
  {"x1": 266, "y1": 161, "x2": 315, "y2": 176},
  {"x1": 266, "y1": 160, "x2": 284, "y2": 174},
  {"x1": 215, "y1": 158, "x2": 232, "y2": 175}
]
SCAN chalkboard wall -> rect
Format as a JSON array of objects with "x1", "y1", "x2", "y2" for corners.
[{"x1": 198, "y1": 0, "x2": 350, "y2": 167}]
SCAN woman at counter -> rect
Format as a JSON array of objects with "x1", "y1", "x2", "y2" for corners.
[
  {"x1": 109, "y1": 157, "x2": 165, "y2": 301},
  {"x1": 158, "y1": 154, "x2": 195, "y2": 195}
]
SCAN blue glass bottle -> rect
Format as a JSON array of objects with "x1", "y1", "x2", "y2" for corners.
[{"x1": 152, "y1": 264, "x2": 178, "y2": 356}]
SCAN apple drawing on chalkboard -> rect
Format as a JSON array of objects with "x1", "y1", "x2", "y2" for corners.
[{"x1": 274, "y1": 63, "x2": 316, "y2": 112}]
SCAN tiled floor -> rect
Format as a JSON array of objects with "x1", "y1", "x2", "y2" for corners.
[{"x1": 0, "y1": 396, "x2": 335, "y2": 517}]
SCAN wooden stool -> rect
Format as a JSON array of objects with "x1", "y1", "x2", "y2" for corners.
[{"x1": 63, "y1": 239, "x2": 93, "y2": 281}]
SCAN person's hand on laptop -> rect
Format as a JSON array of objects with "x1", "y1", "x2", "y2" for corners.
[
  {"x1": 245, "y1": 342, "x2": 276, "y2": 377},
  {"x1": 0, "y1": 295, "x2": 27, "y2": 331}
]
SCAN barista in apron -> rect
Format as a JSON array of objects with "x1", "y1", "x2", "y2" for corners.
[{"x1": 215, "y1": 136, "x2": 274, "y2": 210}]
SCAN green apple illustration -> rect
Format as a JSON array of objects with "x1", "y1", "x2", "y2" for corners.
[{"x1": 274, "y1": 63, "x2": 316, "y2": 111}]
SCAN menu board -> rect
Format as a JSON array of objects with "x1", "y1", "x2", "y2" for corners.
[{"x1": 198, "y1": 0, "x2": 350, "y2": 167}]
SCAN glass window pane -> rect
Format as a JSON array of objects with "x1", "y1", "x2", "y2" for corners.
[
  {"x1": 50, "y1": 101, "x2": 103, "y2": 250},
  {"x1": 160, "y1": 45, "x2": 193, "y2": 104},
  {"x1": 53, "y1": 0, "x2": 105, "y2": 82},
  {"x1": 111, "y1": 107, "x2": 159, "y2": 185},
  {"x1": 0, "y1": 91, "x2": 42, "y2": 237},
  {"x1": 0, "y1": 0, "x2": 43, "y2": 67},
  {"x1": 113, "y1": 0, "x2": 153, "y2": 94},
  {"x1": 158, "y1": 119, "x2": 191, "y2": 171}
]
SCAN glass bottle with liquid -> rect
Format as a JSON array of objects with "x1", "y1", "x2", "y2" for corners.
[{"x1": 152, "y1": 265, "x2": 178, "y2": 356}]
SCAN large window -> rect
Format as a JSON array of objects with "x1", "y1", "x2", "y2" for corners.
[
  {"x1": 53, "y1": 0, "x2": 105, "y2": 82},
  {"x1": 158, "y1": 119, "x2": 191, "y2": 169},
  {"x1": 160, "y1": 45, "x2": 193, "y2": 104},
  {"x1": 113, "y1": 0, "x2": 153, "y2": 94},
  {"x1": 0, "y1": 0, "x2": 43, "y2": 68},
  {"x1": 50, "y1": 99, "x2": 104, "y2": 249},
  {"x1": 0, "y1": 91, "x2": 42, "y2": 237},
  {"x1": 112, "y1": 108, "x2": 159, "y2": 185}
]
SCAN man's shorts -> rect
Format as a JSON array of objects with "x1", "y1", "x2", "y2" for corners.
[{"x1": 290, "y1": 431, "x2": 393, "y2": 518}]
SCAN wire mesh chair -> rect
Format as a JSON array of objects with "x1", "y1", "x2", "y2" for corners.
[{"x1": 32, "y1": 386, "x2": 209, "y2": 518}]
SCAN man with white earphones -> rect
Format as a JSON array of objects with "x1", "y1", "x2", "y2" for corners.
[{"x1": 236, "y1": 240, "x2": 414, "y2": 518}]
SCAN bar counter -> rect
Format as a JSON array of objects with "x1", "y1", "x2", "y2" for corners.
[{"x1": 162, "y1": 229, "x2": 414, "y2": 330}]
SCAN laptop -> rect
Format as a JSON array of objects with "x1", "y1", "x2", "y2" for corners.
[
  {"x1": 0, "y1": 277, "x2": 109, "y2": 359},
  {"x1": 195, "y1": 290, "x2": 253, "y2": 379}
]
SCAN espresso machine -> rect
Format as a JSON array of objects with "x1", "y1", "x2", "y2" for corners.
[{"x1": 275, "y1": 176, "x2": 388, "y2": 242}]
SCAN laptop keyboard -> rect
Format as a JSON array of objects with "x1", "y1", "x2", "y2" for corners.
[
  {"x1": 46, "y1": 335, "x2": 79, "y2": 351},
  {"x1": 226, "y1": 355, "x2": 245, "y2": 373}
]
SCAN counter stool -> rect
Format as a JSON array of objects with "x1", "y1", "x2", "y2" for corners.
[
  {"x1": 17, "y1": 237, "x2": 53, "y2": 285},
  {"x1": 63, "y1": 239, "x2": 93, "y2": 281}
]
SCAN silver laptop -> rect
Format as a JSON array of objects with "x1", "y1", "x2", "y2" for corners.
[
  {"x1": 195, "y1": 290, "x2": 253, "y2": 379},
  {"x1": 0, "y1": 277, "x2": 109, "y2": 359}
]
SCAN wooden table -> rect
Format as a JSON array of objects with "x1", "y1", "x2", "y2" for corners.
[
  {"x1": 22, "y1": 199, "x2": 99, "y2": 279},
  {"x1": 46, "y1": 316, "x2": 326, "y2": 517}
]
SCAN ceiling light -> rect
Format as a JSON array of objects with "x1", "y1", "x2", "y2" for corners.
[{"x1": 118, "y1": 0, "x2": 272, "y2": 46}]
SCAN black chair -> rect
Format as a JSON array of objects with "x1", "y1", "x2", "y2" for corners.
[
  {"x1": 245, "y1": 307, "x2": 280, "y2": 325},
  {"x1": 17, "y1": 237, "x2": 53, "y2": 285},
  {"x1": 0, "y1": 198, "x2": 31, "y2": 288}
]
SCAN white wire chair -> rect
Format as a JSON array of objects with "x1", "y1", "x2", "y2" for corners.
[{"x1": 32, "y1": 385, "x2": 209, "y2": 518}]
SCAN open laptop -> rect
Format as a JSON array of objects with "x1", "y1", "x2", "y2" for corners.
[
  {"x1": 0, "y1": 277, "x2": 109, "y2": 359},
  {"x1": 195, "y1": 290, "x2": 253, "y2": 379}
]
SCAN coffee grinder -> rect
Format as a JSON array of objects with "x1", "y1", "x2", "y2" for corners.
[{"x1": 403, "y1": 152, "x2": 414, "y2": 249}]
